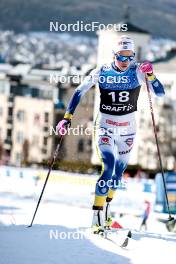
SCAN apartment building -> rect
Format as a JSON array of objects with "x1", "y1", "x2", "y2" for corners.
[
  {"x1": 53, "y1": 79, "x2": 95, "y2": 163},
  {"x1": 0, "y1": 68, "x2": 56, "y2": 165},
  {"x1": 0, "y1": 63, "x2": 95, "y2": 166},
  {"x1": 10, "y1": 96, "x2": 54, "y2": 165},
  {"x1": 136, "y1": 58, "x2": 176, "y2": 170}
]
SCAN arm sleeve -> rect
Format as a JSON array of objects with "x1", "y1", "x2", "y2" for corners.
[
  {"x1": 65, "y1": 68, "x2": 100, "y2": 116},
  {"x1": 136, "y1": 65, "x2": 165, "y2": 97}
]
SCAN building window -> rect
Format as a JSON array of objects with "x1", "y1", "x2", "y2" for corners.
[
  {"x1": 43, "y1": 137, "x2": 48, "y2": 146},
  {"x1": 43, "y1": 126, "x2": 48, "y2": 132},
  {"x1": 17, "y1": 131, "x2": 24, "y2": 144},
  {"x1": 42, "y1": 148, "x2": 47, "y2": 154},
  {"x1": 78, "y1": 139, "x2": 84, "y2": 153},
  {"x1": 8, "y1": 107, "x2": 13, "y2": 116},
  {"x1": 44, "y1": 112, "x2": 49, "y2": 123},
  {"x1": 17, "y1": 110, "x2": 25, "y2": 122},
  {"x1": 7, "y1": 129, "x2": 12, "y2": 137},
  {"x1": 86, "y1": 139, "x2": 92, "y2": 152}
]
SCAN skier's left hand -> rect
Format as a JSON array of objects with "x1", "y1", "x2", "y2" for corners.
[
  {"x1": 139, "y1": 61, "x2": 153, "y2": 74},
  {"x1": 56, "y1": 118, "x2": 71, "y2": 136}
]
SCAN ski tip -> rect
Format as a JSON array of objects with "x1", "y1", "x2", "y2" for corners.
[
  {"x1": 120, "y1": 231, "x2": 132, "y2": 248},
  {"x1": 121, "y1": 237, "x2": 129, "y2": 248},
  {"x1": 166, "y1": 217, "x2": 176, "y2": 232}
]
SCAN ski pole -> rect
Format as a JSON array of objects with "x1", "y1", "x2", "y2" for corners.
[
  {"x1": 27, "y1": 134, "x2": 64, "y2": 227},
  {"x1": 145, "y1": 75, "x2": 173, "y2": 220}
]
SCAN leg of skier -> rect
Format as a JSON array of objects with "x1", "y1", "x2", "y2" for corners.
[
  {"x1": 92, "y1": 126, "x2": 116, "y2": 233},
  {"x1": 105, "y1": 117, "x2": 136, "y2": 228}
]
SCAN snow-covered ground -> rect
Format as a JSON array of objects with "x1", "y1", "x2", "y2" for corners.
[{"x1": 0, "y1": 166, "x2": 176, "y2": 264}]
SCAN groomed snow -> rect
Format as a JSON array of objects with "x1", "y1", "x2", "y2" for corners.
[{"x1": 0, "y1": 167, "x2": 176, "y2": 263}]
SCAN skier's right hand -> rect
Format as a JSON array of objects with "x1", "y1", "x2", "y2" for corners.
[{"x1": 56, "y1": 118, "x2": 71, "y2": 136}]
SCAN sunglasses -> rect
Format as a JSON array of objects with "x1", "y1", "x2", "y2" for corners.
[{"x1": 115, "y1": 54, "x2": 134, "y2": 62}]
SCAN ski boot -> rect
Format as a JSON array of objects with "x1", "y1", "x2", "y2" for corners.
[
  {"x1": 91, "y1": 207, "x2": 104, "y2": 234},
  {"x1": 104, "y1": 198, "x2": 113, "y2": 229}
]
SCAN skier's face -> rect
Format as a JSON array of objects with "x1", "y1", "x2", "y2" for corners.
[{"x1": 114, "y1": 50, "x2": 134, "y2": 71}]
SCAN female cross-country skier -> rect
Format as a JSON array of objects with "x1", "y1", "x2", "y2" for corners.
[{"x1": 56, "y1": 35, "x2": 165, "y2": 234}]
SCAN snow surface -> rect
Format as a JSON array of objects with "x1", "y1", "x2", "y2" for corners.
[{"x1": 0, "y1": 167, "x2": 176, "y2": 264}]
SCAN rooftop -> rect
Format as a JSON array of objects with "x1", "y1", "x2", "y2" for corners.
[{"x1": 123, "y1": 21, "x2": 150, "y2": 34}]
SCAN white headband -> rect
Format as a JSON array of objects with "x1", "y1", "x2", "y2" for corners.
[{"x1": 113, "y1": 36, "x2": 135, "y2": 53}]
